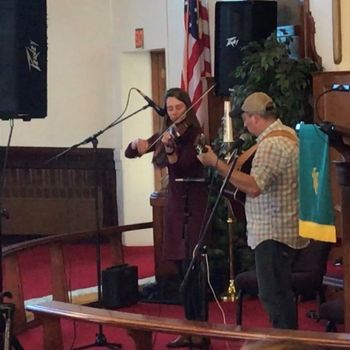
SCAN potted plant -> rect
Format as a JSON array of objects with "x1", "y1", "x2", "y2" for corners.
[{"x1": 230, "y1": 33, "x2": 321, "y2": 128}]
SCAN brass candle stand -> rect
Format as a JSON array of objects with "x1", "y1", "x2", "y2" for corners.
[{"x1": 221, "y1": 205, "x2": 237, "y2": 302}]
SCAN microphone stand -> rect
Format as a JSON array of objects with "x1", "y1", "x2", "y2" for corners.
[
  {"x1": 47, "y1": 103, "x2": 151, "y2": 350},
  {"x1": 179, "y1": 147, "x2": 242, "y2": 295},
  {"x1": 46, "y1": 104, "x2": 150, "y2": 165}
]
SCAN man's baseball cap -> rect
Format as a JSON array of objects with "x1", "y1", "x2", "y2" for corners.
[{"x1": 241, "y1": 92, "x2": 276, "y2": 114}]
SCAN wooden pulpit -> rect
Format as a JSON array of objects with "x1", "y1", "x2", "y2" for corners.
[
  {"x1": 149, "y1": 192, "x2": 177, "y2": 282},
  {"x1": 313, "y1": 71, "x2": 350, "y2": 331}
]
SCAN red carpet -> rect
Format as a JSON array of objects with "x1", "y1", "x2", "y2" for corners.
[
  {"x1": 10, "y1": 243, "x2": 338, "y2": 349},
  {"x1": 6, "y1": 243, "x2": 154, "y2": 300}
]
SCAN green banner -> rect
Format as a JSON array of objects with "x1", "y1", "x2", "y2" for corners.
[{"x1": 298, "y1": 124, "x2": 336, "y2": 242}]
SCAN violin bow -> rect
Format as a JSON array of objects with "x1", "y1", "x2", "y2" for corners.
[{"x1": 146, "y1": 83, "x2": 216, "y2": 152}]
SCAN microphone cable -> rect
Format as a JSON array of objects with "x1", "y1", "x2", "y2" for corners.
[
  {"x1": 0, "y1": 119, "x2": 15, "y2": 220},
  {"x1": 0, "y1": 118, "x2": 15, "y2": 299}
]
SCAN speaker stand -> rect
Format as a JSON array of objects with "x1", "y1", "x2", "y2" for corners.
[
  {"x1": 0, "y1": 301, "x2": 24, "y2": 350},
  {"x1": 72, "y1": 137, "x2": 121, "y2": 350},
  {"x1": 0, "y1": 122, "x2": 24, "y2": 350},
  {"x1": 73, "y1": 331, "x2": 119, "y2": 350}
]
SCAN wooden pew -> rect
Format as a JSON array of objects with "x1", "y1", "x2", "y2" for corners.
[{"x1": 27, "y1": 301, "x2": 350, "y2": 350}]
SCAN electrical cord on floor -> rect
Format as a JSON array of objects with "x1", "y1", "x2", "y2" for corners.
[{"x1": 204, "y1": 253, "x2": 233, "y2": 350}]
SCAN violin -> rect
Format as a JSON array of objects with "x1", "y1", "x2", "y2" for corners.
[
  {"x1": 168, "y1": 117, "x2": 194, "y2": 142},
  {"x1": 147, "y1": 84, "x2": 216, "y2": 153}
]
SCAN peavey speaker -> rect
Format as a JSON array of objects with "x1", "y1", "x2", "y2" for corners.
[
  {"x1": 102, "y1": 264, "x2": 139, "y2": 308},
  {"x1": 215, "y1": 1, "x2": 277, "y2": 96},
  {"x1": 0, "y1": 0, "x2": 47, "y2": 120}
]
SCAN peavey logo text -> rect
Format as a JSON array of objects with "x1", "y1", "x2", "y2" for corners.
[
  {"x1": 226, "y1": 36, "x2": 239, "y2": 48},
  {"x1": 25, "y1": 40, "x2": 42, "y2": 72}
]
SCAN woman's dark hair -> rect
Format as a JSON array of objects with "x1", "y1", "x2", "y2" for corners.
[
  {"x1": 152, "y1": 87, "x2": 200, "y2": 167},
  {"x1": 161, "y1": 87, "x2": 200, "y2": 131}
]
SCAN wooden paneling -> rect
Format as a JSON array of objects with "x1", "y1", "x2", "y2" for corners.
[
  {"x1": 149, "y1": 192, "x2": 177, "y2": 282},
  {"x1": 313, "y1": 71, "x2": 350, "y2": 239},
  {"x1": 205, "y1": 77, "x2": 227, "y2": 143},
  {"x1": 1, "y1": 146, "x2": 118, "y2": 236},
  {"x1": 313, "y1": 71, "x2": 350, "y2": 140}
]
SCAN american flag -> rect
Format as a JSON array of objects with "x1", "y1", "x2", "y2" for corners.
[{"x1": 181, "y1": 0, "x2": 211, "y2": 123}]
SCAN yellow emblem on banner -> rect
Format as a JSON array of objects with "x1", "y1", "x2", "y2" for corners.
[{"x1": 311, "y1": 167, "x2": 319, "y2": 195}]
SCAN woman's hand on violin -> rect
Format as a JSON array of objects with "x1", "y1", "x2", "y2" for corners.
[
  {"x1": 161, "y1": 131, "x2": 175, "y2": 147},
  {"x1": 131, "y1": 138, "x2": 149, "y2": 156},
  {"x1": 197, "y1": 145, "x2": 218, "y2": 168},
  {"x1": 161, "y1": 131, "x2": 176, "y2": 155}
]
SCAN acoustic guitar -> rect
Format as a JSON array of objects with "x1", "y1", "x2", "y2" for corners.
[
  {"x1": 223, "y1": 130, "x2": 298, "y2": 222},
  {"x1": 223, "y1": 144, "x2": 256, "y2": 222}
]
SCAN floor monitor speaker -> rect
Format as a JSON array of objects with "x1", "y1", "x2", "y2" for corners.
[
  {"x1": 102, "y1": 264, "x2": 139, "y2": 308},
  {"x1": 215, "y1": 1, "x2": 277, "y2": 96},
  {"x1": 0, "y1": 0, "x2": 47, "y2": 120}
]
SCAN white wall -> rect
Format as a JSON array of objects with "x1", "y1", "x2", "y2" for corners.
[
  {"x1": 118, "y1": 52, "x2": 155, "y2": 245},
  {"x1": 112, "y1": 0, "x2": 171, "y2": 245},
  {"x1": 341, "y1": 0, "x2": 350, "y2": 69},
  {"x1": 311, "y1": 0, "x2": 350, "y2": 70},
  {"x1": 165, "y1": 1, "x2": 186, "y2": 87},
  {"x1": 0, "y1": 0, "x2": 116, "y2": 149},
  {"x1": 310, "y1": 0, "x2": 335, "y2": 70}
]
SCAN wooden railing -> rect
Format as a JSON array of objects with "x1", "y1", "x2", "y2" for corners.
[
  {"x1": 2, "y1": 222, "x2": 152, "y2": 333},
  {"x1": 5, "y1": 222, "x2": 350, "y2": 350},
  {"x1": 27, "y1": 301, "x2": 350, "y2": 350}
]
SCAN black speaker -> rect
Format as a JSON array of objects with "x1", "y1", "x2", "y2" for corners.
[
  {"x1": 214, "y1": 1, "x2": 277, "y2": 96},
  {"x1": 0, "y1": 0, "x2": 47, "y2": 120},
  {"x1": 102, "y1": 264, "x2": 139, "y2": 308}
]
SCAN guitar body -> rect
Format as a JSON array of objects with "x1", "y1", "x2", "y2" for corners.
[
  {"x1": 223, "y1": 152, "x2": 255, "y2": 222},
  {"x1": 222, "y1": 129, "x2": 297, "y2": 222}
]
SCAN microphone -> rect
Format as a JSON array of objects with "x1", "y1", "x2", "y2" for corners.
[
  {"x1": 230, "y1": 133, "x2": 250, "y2": 150},
  {"x1": 136, "y1": 89, "x2": 166, "y2": 116}
]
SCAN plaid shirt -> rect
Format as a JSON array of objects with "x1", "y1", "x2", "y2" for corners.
[{"x1": 246, "y1": 119, "x2": 309, "y2": 250}]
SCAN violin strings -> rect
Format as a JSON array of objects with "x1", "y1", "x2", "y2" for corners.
[{"x1": 145, "y1": 83, "x2": 216, "y2": 152}]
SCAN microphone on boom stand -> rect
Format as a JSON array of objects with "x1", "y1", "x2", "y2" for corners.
[{"x1": 135, "y1": 89, "x2": 166, "y2": 117}]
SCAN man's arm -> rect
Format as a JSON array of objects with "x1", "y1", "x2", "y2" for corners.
[{"x1": 197, "y1": 146, "x2": 261, "y2": 197}]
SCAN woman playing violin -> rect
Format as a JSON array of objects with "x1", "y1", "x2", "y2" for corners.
[{"x1": 125, "y1": 87, "x2": 209, "y2": 348}]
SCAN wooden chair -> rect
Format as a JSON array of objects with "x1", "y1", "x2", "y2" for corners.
[
  {"x1": 234, "y1": 240, "x2": 331, "y2": 326},
  {"x1": 319, "y1": 298, "x2": 344, "y2": 332}
]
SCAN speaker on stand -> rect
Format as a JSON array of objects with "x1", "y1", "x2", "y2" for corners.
[
  {"x1": 0, "y1": 2, "x2": 46, "y2": 348},
  {"x1": 214, "y1": 0, "x2": 277, "y2": 96},
  {"x1": 102, "y1": 264, "x2": 139, "y2": 309},
  {"x1": 0, "y1": 0, "x2": 47, "y2": 120}
]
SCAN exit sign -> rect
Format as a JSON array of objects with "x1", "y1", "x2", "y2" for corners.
[{"x1": 135, "y1": 28, "x2": 144, "y2": 49}]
